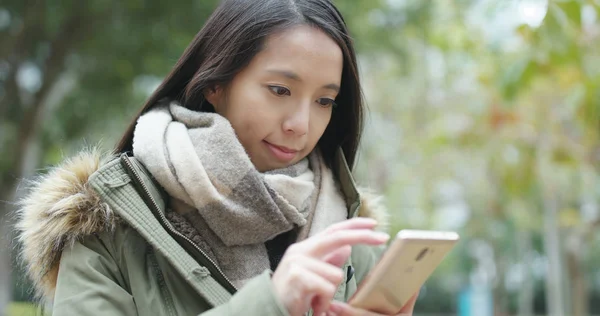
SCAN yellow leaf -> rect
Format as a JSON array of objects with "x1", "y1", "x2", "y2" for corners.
[{"x1": 559, "y1": 208, "x2": 581, "y2": 228}]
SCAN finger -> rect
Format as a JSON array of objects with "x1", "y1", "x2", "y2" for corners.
[
  {"x1": 398, "y1": 293, "x2": 418, "y2": 314},
  {"x1": 322, "y1": 245, "x2": 352, "y2": 267},
  {"x1": 297, "y1": 256, "x2": 345, "y2": 285},
  {"x1": 299, "y1": 269, "x2": 338, "y2": 316},
  {"x1": 307, "y1": 230, "x2": 389, "y2": 258},
  {"x1": 328, "y1": 301, "x2": 386, "y2": 316},
  {"x1": 319, "y1": 218, "x2": 378, "y2": 236}
]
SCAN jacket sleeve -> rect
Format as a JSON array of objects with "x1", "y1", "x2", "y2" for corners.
[
  {"x1": 52, "y1": 235, "x2": 138, "y2": 315},
  {"x1": 199, "y1": 270, "x2": 289, "y2": 316},
  {"x1": 52, "y1": 233, "x2": 290, "y2": 316},
  {"x1": 351, "y1": 244, "x2": 386, "y2": 285}
]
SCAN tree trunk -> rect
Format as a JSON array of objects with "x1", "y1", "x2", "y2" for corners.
[
  {"x1": 536, "y1": 132, "x2": 566, "y2": 316},
  {"x1": 0, "y1": 3, "x2": 91, "y2": 309},
  {"x1": 540, "y1": 178, "x2": 569, "y2": 316},
  {"x1": 493, "y1": 254, "x2": 509, "y2": 316},
  {"x1": 517, "y1": 231, "x2": 534, "y2": 316},
  {"x1": 566, "y1": 235, "x2": 588, "y2": 316},
  {"x1": 542, "y1": 194, "x2": 566, "y2": 316},
  {"x1": 0, "y1": 187, "x2": 16, "y2": 315}
]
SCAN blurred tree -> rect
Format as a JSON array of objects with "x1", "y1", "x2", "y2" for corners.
[
  {"x1": 354, "y1": 0, "x2": 600, "y2": 316},
  {"x1": 0, "y1": 0, "x2": 221, "y2": 309}
]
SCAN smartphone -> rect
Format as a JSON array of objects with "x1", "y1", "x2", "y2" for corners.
[{"x1": 348, "y1": 230, "x2": 460, "y2": 314}]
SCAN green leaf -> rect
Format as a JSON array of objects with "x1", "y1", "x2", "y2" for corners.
[
  {"x1": 556, "y1": 0, "x2": 582, "y2": 26},
  {"x1": 552, "y1": 147, "x2": 577, "y2": 165},
  {"x1": 565, "y1": 83, "x2": 587, "y2": 113},
  {"x1": 516, "y1": 24, "x2": 535, "y2": 43},
  {"x1": 500, "y1": 55, "x2": 539, "y2": 100}
]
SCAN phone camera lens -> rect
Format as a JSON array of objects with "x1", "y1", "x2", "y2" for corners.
[{"x1": 415, "y1": 247, "x2": 429, "y2": 261}]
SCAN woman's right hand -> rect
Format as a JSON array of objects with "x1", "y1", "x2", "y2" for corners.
[{"x1": 271, "y1": 218, "x2": 390, "y2": 316}]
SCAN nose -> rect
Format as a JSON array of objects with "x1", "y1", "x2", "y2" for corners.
[{"x1": 282, "y1": 101, "x2": 309, "y2": 136}]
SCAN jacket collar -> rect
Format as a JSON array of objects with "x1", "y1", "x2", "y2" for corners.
[{"x1": 333, "y1": 147, "x2": 362, "y2": 218}]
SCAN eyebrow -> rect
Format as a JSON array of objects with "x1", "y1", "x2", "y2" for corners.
[{"x1": 267, "y1": 69, "x2": 340, "y2": 93}]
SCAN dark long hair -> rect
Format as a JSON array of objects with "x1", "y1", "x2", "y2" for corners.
[{"x1": 116, "y1": 0, "x2": 364, "y2": 169}]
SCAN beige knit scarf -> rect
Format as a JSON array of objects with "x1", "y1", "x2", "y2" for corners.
[{"x1": 132, "y1": 101, "x2": 348, "y2": 288}]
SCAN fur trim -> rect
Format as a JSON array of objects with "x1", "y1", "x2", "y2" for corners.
[
  {"x1": 16, "y1": 148, "x2": 117, "y2": 300},
  {"x1": 15, "y1": 149, "x2": 389, "y2": 300},
  {"x1": 357, "y1": 187, "x2": 390, "y2": 233}
]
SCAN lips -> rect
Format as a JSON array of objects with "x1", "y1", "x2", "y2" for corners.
[
  {"x1": 269, "y1": 143, "x2": 298, "y2": 154},
  {"x1": 264, "y1": 141, "x2": 299, "y2": 162}
]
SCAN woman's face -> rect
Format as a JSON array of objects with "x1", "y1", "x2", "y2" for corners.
[{"x1": 206, "y1": 25, "x2": 343, "y2": 172}]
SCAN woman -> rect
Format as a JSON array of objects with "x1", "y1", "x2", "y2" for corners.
[{"x1": 17, "y1": 0, "x2": 417, "y2": 315}]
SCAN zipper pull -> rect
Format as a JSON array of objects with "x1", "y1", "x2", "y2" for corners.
[{"x1": 346, "y1": 265, "x2": 354, "y2": 284}]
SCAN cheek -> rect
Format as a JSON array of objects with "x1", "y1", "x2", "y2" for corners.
[
  {"x1": 224, "y1": 88, "x2": 275, "y2": 144},
  {"x1": 308, "y1": 110, "x2": 332, "y2": 145},
  {"x1": 233, "y1": 111, "x2": 271, "y2": 144}
]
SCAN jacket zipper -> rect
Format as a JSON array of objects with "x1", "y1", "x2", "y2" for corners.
[{"x1": 121, "y1": 154, "x2": 237, "y2": 294}]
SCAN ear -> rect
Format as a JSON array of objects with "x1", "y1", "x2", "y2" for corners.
[{"x1": 203, "y1": 85, "x2": 224, "y2": 110}]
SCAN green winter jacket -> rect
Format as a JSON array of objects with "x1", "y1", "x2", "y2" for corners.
[{"x1": 17, "y1": 147, "x2": 389, "y2": 315}]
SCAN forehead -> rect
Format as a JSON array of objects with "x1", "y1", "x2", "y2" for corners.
[{"x1": 246, "y1": 25, "x2": 343, "y2": 83}]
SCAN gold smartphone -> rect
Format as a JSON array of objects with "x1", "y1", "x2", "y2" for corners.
[{"x1": 348, "y1": 230, "x2": 460, "y2": 314}]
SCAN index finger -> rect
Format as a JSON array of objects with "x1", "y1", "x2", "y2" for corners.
[
  {"x1": 317, "y1": 217, "x2": 379, "y2": 236},
  {"x1": 328, "y1": 301, "x2": 389, "y2": 316},
  {"x1": 307, "y1": 229, "x2": 389, "y2": 258}
]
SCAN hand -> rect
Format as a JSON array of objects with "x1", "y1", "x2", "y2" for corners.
[
  {"x1": 327, "y1": 293, "x2": 418, "y2": 316},
  {"x1": 271, "y1": 218, "x2": 390, "y2": 316}
]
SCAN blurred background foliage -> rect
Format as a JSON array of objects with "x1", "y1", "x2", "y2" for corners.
[{"x1": 1, "y1": 0, "x2": 599, "y2": 315}]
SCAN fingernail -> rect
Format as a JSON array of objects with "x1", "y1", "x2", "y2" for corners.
[
  {"x1": 376, "y1": 232, "x2": 390, "y2": 241},
  {"x1": 356, "y1": 217, "x2": 377, "y2": 224}
]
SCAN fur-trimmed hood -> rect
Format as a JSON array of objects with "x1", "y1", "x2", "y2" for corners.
[{"x1": 16, "y1": 149, "x2": 389, "y2": 301}]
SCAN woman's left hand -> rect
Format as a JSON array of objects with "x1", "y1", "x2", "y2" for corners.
[{"x1": 326, "y1": 293, "x2": 417, "y2": 316}]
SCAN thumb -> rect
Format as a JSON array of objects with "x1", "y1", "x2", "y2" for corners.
[{"x1": 398, "y1": 293, "x2": 418, "y2": 314}]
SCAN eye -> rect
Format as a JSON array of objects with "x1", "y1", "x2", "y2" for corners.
[
  {"x1": 268, "y1": 85, "x2": 291, "y2": 96},
  {"x1": 316, "y1": 98, "x2": 337, "y2": 108}
]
